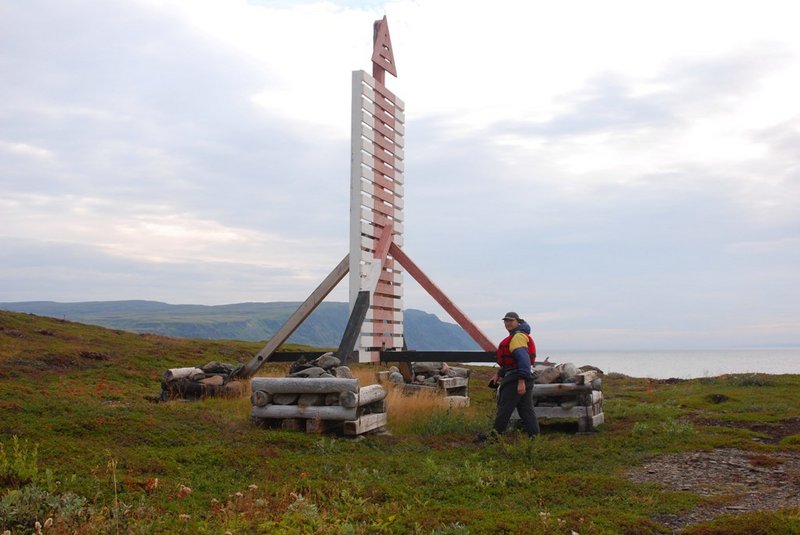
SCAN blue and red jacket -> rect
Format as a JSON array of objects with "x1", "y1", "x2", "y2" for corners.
[{"x1": 496, "y1": 321, "x2": 535, "y2": 379}]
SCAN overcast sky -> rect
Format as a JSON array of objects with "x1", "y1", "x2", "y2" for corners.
[{"x1": 2, "y1": 0, "x2": 799, "y2": 350}]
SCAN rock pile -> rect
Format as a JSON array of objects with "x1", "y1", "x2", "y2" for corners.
[
  {"x1": 286, "y1": 352, "x2": 354, "y2": 379},
  {"x1": 160, "y1": 361, "x2": 244, "y2": 401},
  {"x1": 378, "y1": 361, "x2": 471, "y2": 408}
]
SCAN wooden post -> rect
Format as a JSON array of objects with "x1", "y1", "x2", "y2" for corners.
[{"x1": 238, "y1": 254, "x2": 350, "y2": 379}]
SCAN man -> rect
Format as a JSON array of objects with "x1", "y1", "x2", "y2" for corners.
[{"x1": 487, "y1": 312, "x2": 540, "y2": 439}]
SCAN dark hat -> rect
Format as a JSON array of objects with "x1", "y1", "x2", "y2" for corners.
[{"x1": 502, "y1": 312, "x2": 524, "y2": 322}]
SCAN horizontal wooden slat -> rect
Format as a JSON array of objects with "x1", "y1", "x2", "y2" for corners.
[
  {"x1": 360, "y1": 110, "x2": 404, "y2": 142},
  {"x1": 361, "y1": 170, "x2": 401, "y2": 195},
  {"x1": 375, "y1": 280, "x2": 402, "y2": 297},
  {"x1": 344, "y1": 412, "x2": 387, "y2": 436},
  {"x1": 358, "y1": 70, "x2": 405, "y2": 111},
  {"x1": 365, "y1": 320, "x2": 403, "y2": 336},
  {"x1": 367, "y1": 308, "x2": 403, "y2": 322},
  {"x1": 372, "y1": 294, "x2": 400, "y2": 309}
]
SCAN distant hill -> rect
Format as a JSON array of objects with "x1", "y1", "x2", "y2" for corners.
[{"x1": 0, "y1": 300, "x2": 480, "y2": 351}]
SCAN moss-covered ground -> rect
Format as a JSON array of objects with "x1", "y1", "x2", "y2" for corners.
[{"x1": 1, "y1": 310, "x2": 799, "y2": 534}]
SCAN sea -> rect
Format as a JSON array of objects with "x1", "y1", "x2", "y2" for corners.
[{"x1": 533, "y1": 348, "x2": 800, "y2": 379}]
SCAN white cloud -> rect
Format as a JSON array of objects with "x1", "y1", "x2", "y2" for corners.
[{"x1": 1, "y1": 0, "x2": 799, "y2": 350}]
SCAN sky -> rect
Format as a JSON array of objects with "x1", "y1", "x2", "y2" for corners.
[{"x1": 1, "y1": 0, "x2": 799, "y2": 351}]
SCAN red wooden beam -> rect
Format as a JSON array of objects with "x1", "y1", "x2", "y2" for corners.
[{"x1": 388, "y1": 242, "x2": 496, "y2": 352}]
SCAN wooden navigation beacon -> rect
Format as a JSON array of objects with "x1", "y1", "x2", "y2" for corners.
[{"x1": 235, "y1": 16, "x2": 496, "y2": 380}]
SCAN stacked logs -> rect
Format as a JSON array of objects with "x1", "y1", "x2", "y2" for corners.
[
  {"x1": 512, "y1": 361, "x2": 605, "y2": 432},
  {"x1": 160, "y1": 361, "x2": 244, "y2": 401},
  {"x1": 250, "y1": 356, "x2": 388, "y2": 435},
  {"x1": 377, "y1": 362, "x2": 471, "y2": 408}
]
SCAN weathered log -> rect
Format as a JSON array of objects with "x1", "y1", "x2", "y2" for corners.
[
  {"x1": 344, "y1": 412, "x2": 388, "y2": 435},
  {"x1": 251, "y1": 390, "x2": 271, "y2": 407},
  {"x1": 357, "y1": 384, "x2": 388, "y2": 407},
  {"x1": 251, "y1": 377, "x2": 358, "y2": 394},
  {"x1": 339, "y1": 390, "x2": 358, "y2": 408},
  {"x1": 252, "y1": 405, "x2": 358, "y2": 421},
  {"x1": 163, "y1": 367, "x2": 204, "y2": 382}
]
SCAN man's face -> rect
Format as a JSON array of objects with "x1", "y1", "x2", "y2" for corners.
[{"x1": 504, "y1": 318, "x2": 519, "y2": 331}]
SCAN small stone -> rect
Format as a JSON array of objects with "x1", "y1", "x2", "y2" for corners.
[
  {"x1": 289, "y1": 366, "x2": 327, "y2": 378},
  {"x1": 315, "y1": 352, "x2": 341, "y2": 370},
  {"x1": 388, "y1": 371, "x2": 405, "y2": 384},
  {"x1": 335, "y1": 366, "x2": 354, "y2": 379}
]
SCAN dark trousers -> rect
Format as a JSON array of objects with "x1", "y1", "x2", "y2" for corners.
[{"x1": 493, "y1": 376, "x2": 540, "y2": 437}]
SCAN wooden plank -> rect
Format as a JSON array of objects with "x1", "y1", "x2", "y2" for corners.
[
  {"x1": 437, "y1": 377, "x2": 469, "y2": 390},
  {"x1": 335, "y1": 290, "x2": 370, "y2": 365},
  {"x1": 252, "y1": 405, "x2": 358, "y2": 421},
  {"x1": 238, "y1": 254, "x2": 350, "y2": 378},
  {"x1": 251, "y1": 377, "x2": 358, "y2": 394},
  {"x1": 339, "y1": 390, "x2": 358, "y2": 408},
  {"x1": 343, "y1": 412, "x2": 388, "y2": 436}
]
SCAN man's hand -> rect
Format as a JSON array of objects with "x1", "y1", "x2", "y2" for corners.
[
  {"x1": 517, "y1": 378, "x2": 526, "y2": 395},
  {"x1": 488, "y1": 373, "x2": 499, "y2": 389}
]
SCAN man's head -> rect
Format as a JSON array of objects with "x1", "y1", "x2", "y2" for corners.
[{"x1": 502, "y1": 311, "x2": 523, "y2": 331}]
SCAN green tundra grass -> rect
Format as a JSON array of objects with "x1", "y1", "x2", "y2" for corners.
[{"x1": 1, "y1": 310, "x2": 799, "y2": 534}]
